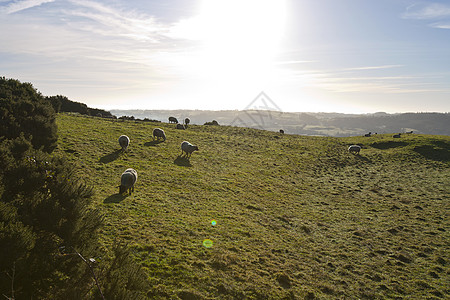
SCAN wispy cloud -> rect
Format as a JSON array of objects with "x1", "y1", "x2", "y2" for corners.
[
  {"x1": 65, "y1": 0, "x2": 171, "y2": 42},
  {"x1": 403, "y1": 3, "x2": 450, "y2": 20},
  {"x1": 430, "y1": 22, "x2": 450, "y2": 29},
  {"x1": 287, "y1": 66, "x2": 449, "y2": 95},
  {"x1": 1, "y1": 0, "x2": 55, "y2": 14},
  {"x1": 344, "y1": 65, "x2": 403, "y2": 71}
]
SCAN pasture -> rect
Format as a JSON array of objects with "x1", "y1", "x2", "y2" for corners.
[{"x1": 55, "y1": 113, "x2": 449, "y2": 299}]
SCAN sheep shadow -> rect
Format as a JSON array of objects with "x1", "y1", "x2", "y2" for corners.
[
  {"x1": 100, "y1": 149, "x2": 122, "y2": 164},
  {"x1": 104, "y1": 193, "x2": 127, "y2": 204},
  {"x1": 144, "y1": 140, "x2": 165, "y2": 147},
  {"x1": 174, "y1": 155, "x2": 192, "y2": 167},
  {"x1": 353, "y1": 154, "x2": 372, "y2": 163}
]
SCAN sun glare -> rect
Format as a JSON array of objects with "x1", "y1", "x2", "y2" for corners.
[{"x1": 173, "y1": 0, "x2": 287, "y2": 101}]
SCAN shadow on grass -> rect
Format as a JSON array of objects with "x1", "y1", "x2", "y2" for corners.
[
  {"x1": 100, "y1": 149, "x2": 122, "y2": 164},
  {"x1": 371, "y1": 141, "x2": 408, "y2": 149},
  {"x1": 174, "y1": 155, "x2": 192, "y2": 167},
  {"x1": 104, "y1": 193, "x2": 128, "y2": 204},
  {"x1": 144, "y1": 140, "x2": 165, "y2": 147},
  {"x1": 413, "y1": 142, "x2": 449, "y2": 162},
  {"x1": 354, "y1": 154, "x2": 372, "y2": 163}
]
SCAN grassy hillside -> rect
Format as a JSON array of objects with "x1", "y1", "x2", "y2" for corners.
[{"x1": 55, "y1": 113, "x2": 449, "y2": 299}]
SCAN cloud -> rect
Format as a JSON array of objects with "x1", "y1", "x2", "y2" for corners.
[
  {"x1": 344, "y1": 65, "x2": 403, "y2": 71},
  {"x1": 65, "y1": 0, "x2": 170, "y2": 42},
  {"x1": 1, "y1": 0, "x2": 55, "y2": 14},
  {"x1": 430, "y1": 22, "x2": 450, "y2": 29},
  {"x1": 403, "y1": 3, "x2": 450, "y2": 20},
  {"x1": 287, "y1": 66, "x2": 449, "y2": 95}
]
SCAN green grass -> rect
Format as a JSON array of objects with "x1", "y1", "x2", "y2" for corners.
[{"x1": 54, "y1": 113, "x2": 449, "y2": 299}]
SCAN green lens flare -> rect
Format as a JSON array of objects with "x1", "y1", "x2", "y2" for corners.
[
  {"x1": 211, "y1": 220, "x2": 217, "y2": 226},
  {"x1": 202, "y1": 239, "x2": 213, "y2": 248}
]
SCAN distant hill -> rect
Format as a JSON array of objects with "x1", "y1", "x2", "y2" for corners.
[
  {"x1": 55, "y1": 113, "x2": 449, "y2": 299},
  {"x1": 109, "y1": 109, "x2": 450, "y2": 136}
]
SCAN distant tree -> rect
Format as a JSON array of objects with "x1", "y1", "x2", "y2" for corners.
[
  {"x1": 46, "y1": 95, "x2": 113, "y2": 118},
  {"x1": 0, "y1": 77, "x2": 58, "y2": 153}
]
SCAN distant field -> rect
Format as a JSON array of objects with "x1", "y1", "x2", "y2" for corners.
[{"x1": 55, "y1": 113, "x2": 449, "y2": 299}]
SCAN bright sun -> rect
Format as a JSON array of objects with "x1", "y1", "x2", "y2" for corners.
[
  {"x1": 170, "y1": 0, "x2": 288, "y2": 101},
  {"x1": 200, "y1": 0, "x2": 286, "y2": 83}
]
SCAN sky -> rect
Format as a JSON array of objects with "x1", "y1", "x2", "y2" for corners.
[{"x1": 1, "y1": 0, "x2": 450, "y2": 113}]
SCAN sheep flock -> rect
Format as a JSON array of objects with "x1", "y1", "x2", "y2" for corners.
[{"x1": 113, "y1": 115, "x2": 412, "y2": 195}]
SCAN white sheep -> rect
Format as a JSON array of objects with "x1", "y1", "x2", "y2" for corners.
[
  {"x1": 393, "y1": 133, "x2": 401, "y2": 138},
  {"x1": 152, "y1": 128, "x2": 166, "y2": 141},
  {"x1": 181, "y1": 141, "x2": 198, "y2": 158},
  {"x1": 176, "y1": 123, "x2": 185, "y2": 130},
  {"x1": 348, "y1": 145, "x2": 361, "y2": 154},
  {"x1": 118, "y1": 135, "x2": 130, "y2": 151},
  {"x1": 119, "y1": 168, "x2": 137, "y2": 195}
]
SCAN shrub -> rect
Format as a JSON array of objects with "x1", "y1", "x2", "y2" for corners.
[
  {"x1": 204, "y1": 120, "x2": 219, "y2": 126},
  {"x1": 0, "y1": 77, "x2": 58, "y2": 153},
  {"x1": 0, "y1": 136, "x2": 103, "y2": 298}
]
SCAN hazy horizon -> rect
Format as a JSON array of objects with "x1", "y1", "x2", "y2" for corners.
[
  {"x1": 108, "y1": 108, "x2": 449, "y2": 115},
  {"x1": 1, "y1": 0, "x2": 450, "y2": 113}
]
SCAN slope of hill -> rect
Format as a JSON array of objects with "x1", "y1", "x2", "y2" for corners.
[{"x1": 55, "y1": 113, "x2": 449, "y2": 299}]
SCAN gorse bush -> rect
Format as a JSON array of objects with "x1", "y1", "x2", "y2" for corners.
[
  {"x1": 0, "y1": 78, "x2": 149, "y2": 299},
  {"x1": 0, "y1": 136, "x2": 103, "y2": 298},
  {"x1": 0, "y1": 77, "x2": 58, "y2": 153}
]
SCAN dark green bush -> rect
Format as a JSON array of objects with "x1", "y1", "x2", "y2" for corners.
[
  {"x1": 0, "y1": 78, "x2": 148, "y2": 298},
  {"x1": 46, "y1": 94, "x2": 113, "y2": 118},
  {"x1": 0, "y1": 136, "x2": 103, "y2": 298},
  {"x1": 0, "y1": 77, "x2": 58, "y2": 153}
]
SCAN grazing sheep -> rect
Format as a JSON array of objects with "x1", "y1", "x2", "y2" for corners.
[
  {"x1": 348, "y1": 145, "x2": 361, "y2": 154},
  {"x1": 364, "y1": 132, "x2": 372, "y2": 137},
  {"x1": 279, "y1": 129, "x2": 285, "y2": 134},
  {"x1": 176, "y1": 123, "x2": 185, "y2": 130},
  {"x1": 405, "y1": 131, "x2": 413, "y2": 134},
  {"x1": 152, "y1": 128, "x2": 166, "y2": 141},
  {"x1": 184, "y1": 118, "x2": 190, "y2": 127},
  {"x1": 181, "y1": 141, "x2": 198, "y2": 158},
  {"x1": 169, "y1": 116, "x2": 178, "y2": 123},
  {"x1": 393, "y1": 133, "x2": 401, "y2": 138},
  {"x1": 119, "y1": 168, "x2": 138, "y2": 195},
  {"x1": 118, "y1": 135, "x2": 130, "y2": 151}
]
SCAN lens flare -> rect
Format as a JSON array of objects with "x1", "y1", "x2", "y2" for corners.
[
  {"x1": 211, "y1": 220, "x2": 217, "y2": 226},
  {"x1": 202, "y1": 239, "x2": 213, "y2": 248}
]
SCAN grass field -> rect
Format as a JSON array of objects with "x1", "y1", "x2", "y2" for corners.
[{"x1": 54, "y1": 113, "x2": 449, "y2": 299}]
